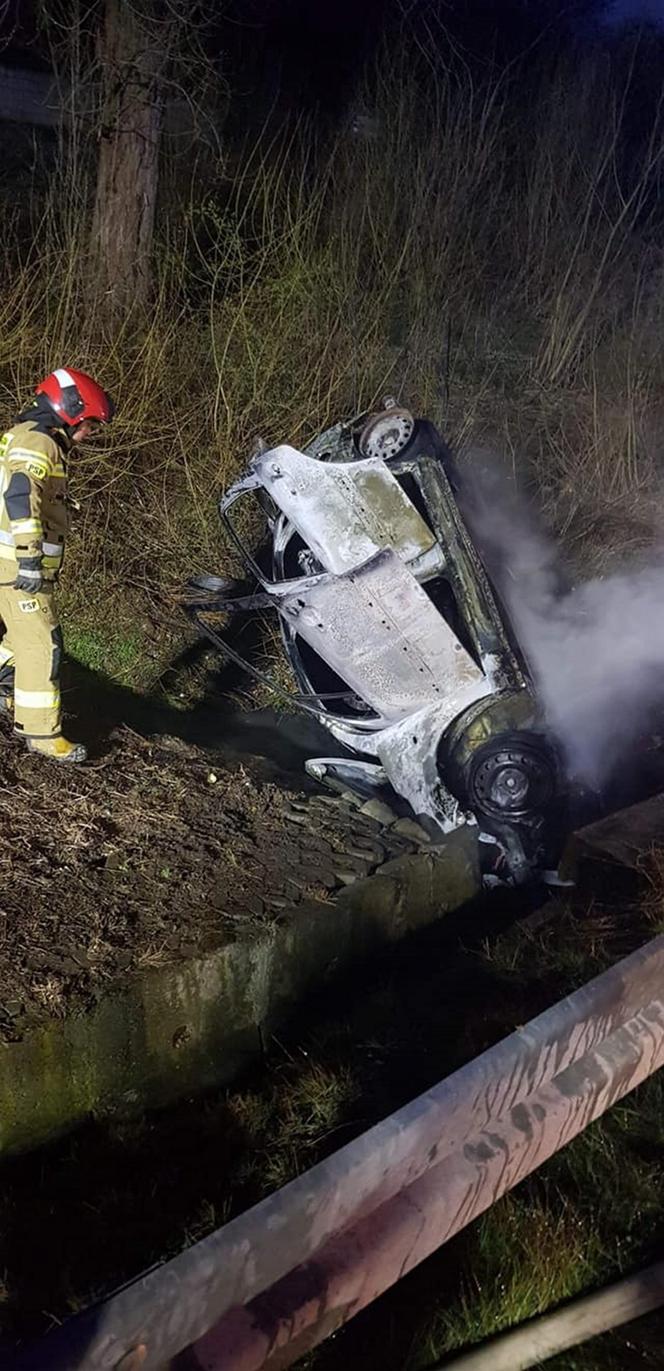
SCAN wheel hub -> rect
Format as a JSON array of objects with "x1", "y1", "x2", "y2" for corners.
[
  {"x1": 469, "y1": 739, "x2": 556, "y2": 820},
  {"x1": 358, "y1": 407, "x2": 415, "y2": 461}
]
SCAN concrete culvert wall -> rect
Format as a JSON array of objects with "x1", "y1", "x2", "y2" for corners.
[{"x1": 0, "y1": 832, "x2": 480, "y2": 1157}]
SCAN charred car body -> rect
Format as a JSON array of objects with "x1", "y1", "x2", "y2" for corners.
[{"x1": 185, "y1": 403, "x2": 565, "y2": 884}]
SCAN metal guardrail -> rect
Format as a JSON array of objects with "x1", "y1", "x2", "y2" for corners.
[{"x1": 13, "y1": 933, "x2": 664, "y2": 1371}]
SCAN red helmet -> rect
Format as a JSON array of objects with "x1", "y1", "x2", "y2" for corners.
[{"x1": 35, "y1": 368, "x2": 115, "y2": 426}]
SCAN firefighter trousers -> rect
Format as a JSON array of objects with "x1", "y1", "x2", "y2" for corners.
[{"x1": 0, "y1": 583, "x2": 62, "y2": 739}]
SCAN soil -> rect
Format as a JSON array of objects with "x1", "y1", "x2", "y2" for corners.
[{"x1": 0, "y1": 720, "x2": 410, "y2": 1041}]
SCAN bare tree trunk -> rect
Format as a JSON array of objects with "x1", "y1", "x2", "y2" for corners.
[{"x1": 90, "y1": 0, "x2": 166, "y2": 315}]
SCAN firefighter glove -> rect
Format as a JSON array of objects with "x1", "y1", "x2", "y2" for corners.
[{"x1": 14, "y1": 560, "x2": 44, "y2": 593}]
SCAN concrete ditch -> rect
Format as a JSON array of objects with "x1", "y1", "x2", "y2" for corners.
[{"x1": 0, "y1": 826, "x2": 480, "y2": 1157}]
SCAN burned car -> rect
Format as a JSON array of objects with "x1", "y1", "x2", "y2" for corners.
[{"x1": 185, "y1": 403, "x2": 565, "y2": 884}]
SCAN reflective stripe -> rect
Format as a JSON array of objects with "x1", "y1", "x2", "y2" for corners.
[
  {"x1": 0, "y1": 529, "x2": 14, "y2": 546},
  {"x1": 8, "y1": 448, "x2": 52, "y2": 466},
  {"x1": 42, "y1": 542, "x2": 63, "y2": 557},
  {"x1": 8, "y1": 457, "x2": 51, "y2": 481},
  {"x1": 17, "y1": 730, "x2": 62, "y2": 741},
  {"x1": 10, "y1": 518, "x2": 42, "y2": 536},
  {"x1": 14, "y1": 687, "x2": 60, "y2": 710},
  {"x1": 8, "y1": 457, "x2": 67, "y2": 477},
  {"x1": 54, "y1": 368, "x2": 75, "y2": 388}
]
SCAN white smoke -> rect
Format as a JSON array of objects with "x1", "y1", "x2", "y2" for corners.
[{"x1": 458, "y1": 452, "x2": 664, "y2": 788}]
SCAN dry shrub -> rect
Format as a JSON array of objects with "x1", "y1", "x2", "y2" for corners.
[{"x1": 0, "y1": 38, "x2": 662, "y2": 682}]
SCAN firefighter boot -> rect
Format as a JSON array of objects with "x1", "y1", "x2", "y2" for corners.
[{"x1": 26, "y1": 736, "x2": 87, "y2": 763}]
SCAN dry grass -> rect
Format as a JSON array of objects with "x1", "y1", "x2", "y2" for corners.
[
  {"x1": 478, "y1": 895, "x2": 643, "y2": 984},
  {"x1": 0, "y1": 39, "x2": 662, "y2": 688},
  {"x1": 638, "y1": 847, "x2": 664, "y2": 933},
  {"x1": 228, "y1": 1055, "x2": 362, "y2": 1194}
]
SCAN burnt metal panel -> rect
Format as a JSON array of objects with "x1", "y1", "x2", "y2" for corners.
[
  {"x1": 255, "y1": 445, "x2": 437, "y2": 576},
  {"x1": 273, "y1": 549, "x2": 487, "y2": 725}
]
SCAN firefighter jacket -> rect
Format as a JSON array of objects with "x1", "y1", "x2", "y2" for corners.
[{"x1": 0, "y1": 419, "x2": 72, "y2": 584}]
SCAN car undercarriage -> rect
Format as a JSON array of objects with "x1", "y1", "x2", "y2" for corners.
[{"x1": 184, "y1": 402, "x2": 566, "y2": 885}]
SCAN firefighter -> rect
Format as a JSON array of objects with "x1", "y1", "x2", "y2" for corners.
[{"x1": 0, "y1": 368, "x2": 114, "y2": 762}]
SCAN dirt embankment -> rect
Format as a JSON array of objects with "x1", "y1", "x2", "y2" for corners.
[{"x1": 0, "y1": 722, "x2": 417, "y2": 1040}]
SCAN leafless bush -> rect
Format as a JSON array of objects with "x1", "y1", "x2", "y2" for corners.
[{"x1": 0, "y1": 37, "x2": 662, "y2": 678}]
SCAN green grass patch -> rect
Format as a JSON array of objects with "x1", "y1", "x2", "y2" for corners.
[
  {"x1": 420, "y1": 1193, "x2": 603, "y2": 1360},
  {"x1": 64, "y1": 624, "x2": 143, "y2": 681},
  {"x1": 58, "y1": 581, "x2": 188, "y2": 693}
]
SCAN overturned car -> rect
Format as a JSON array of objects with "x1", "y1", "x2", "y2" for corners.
[{"x1": 185, "y1": 403, "x2": 566, "y2": 884}]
